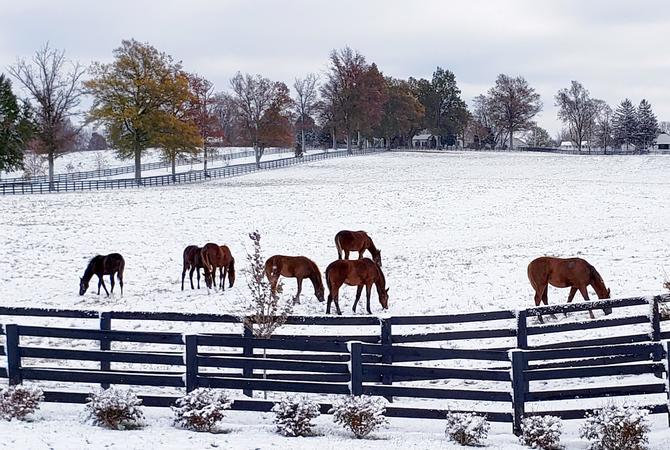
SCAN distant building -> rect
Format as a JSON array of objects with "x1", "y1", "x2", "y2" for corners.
[
  {"x1": 655, "y1": 132, "x2": 670, "y2": 151},
  {"x1": 412, "y1": 132, "x2": 437, "y2": 148},
  {"x1": 560, "y1": 141, "x2": 574, "y2": 149}
]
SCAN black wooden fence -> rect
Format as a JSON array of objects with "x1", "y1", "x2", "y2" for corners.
[
  {"x1": 1, "y1": 295, "x2": 669, "y2": 434},
  {"x1": 0, "y1": 148, "x2": 381, "y2": 195}
]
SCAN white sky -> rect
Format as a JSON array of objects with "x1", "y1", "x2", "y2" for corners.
[{"x1": 2, "y1": 0, "x2": 668, "y2": 136}]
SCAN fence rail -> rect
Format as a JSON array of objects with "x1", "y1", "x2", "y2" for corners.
[
  {"x1": 0, "y1": 148, "x2": 380, "y2": 195},
  {"x1": 2, "y1": 294, "x2": 670, "y2": 434}
]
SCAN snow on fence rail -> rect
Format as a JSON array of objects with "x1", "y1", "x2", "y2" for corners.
[{"x1": 0, "y1": 148, "x2": 381, "y2": 195}]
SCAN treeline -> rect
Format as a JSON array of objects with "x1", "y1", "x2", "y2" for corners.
[{"x1": 0, "y1": 41, "x2": 667, "y2": 186}]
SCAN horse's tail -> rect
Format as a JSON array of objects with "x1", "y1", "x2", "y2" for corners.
[
  {"x1": 118, "y1": 256, "x2": 125, "y2": 280},
  {"x1": 325, "y1": 265, "x2": 332, "y2": 302},
  {"x1": 227, "y1": 257, "x2": 236, "y2": 287},
  {"x1": 334, "y1": 233, "x2": 343, "y2": 259}
]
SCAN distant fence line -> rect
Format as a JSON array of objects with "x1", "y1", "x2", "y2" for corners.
[
  {"x1": 0, "y1": 147, "x2": 297, "y2": 186},
  {"x1": 1, "y1": 295, "x2": 670, "y2": 434},
  {"x1": 0, "y1": 148, "x2": 380, "y2": 195}
]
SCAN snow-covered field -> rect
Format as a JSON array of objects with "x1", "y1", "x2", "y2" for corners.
[{"x1": 2, "y1": 151, "x2": 670, "y2": 448}]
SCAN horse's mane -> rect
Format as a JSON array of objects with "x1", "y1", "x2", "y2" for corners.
[
  {"x1": 82, "y1": 255, "x2": 102, "y2": 281},
  {"x1": 589, "y1": 264, "x2": 606, "y2": 289}
]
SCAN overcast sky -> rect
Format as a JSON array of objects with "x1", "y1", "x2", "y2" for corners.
[{"x1": 2, "y1": 0, "x2": 668, "y2": 136}]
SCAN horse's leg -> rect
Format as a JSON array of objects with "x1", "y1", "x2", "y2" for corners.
[
  {"x1": 352, "y1": 285, "x2": 364, "y2": 312},
  {"x1": 543, "y1": 286, "x2": 557, "y2": 320},
  {"x1": 533, "y1": 284, "x2": 546, "y2": 324},
  {"x1": 365, "y1": 283, "x2": 373, "y2": 314},
  {"x1": 98, "y1": 275, "x2": 110, "y2": 297},
  {"x1": 579, "y1": 286, "x2": 596, "y2": 319},
  {"x1": 109, "y1": 274, "x2": 115, "y2": 295},
  {"x1": 220, "y1": 266, "x2": 225, "y2": 291},
  {"x1": 344, "y1": 250, "x2": 350, "y2": 260},
  {"x1": 181, "y1": 267, "x2": 187, "y2": 291},
  {"x1": 564, "y1": 287, "x2": 578, "y2": 316},
  {"x1": 118, "y1": 271, "x2": 123, "y2": 297},
  {"x1": 294, "y1": 278, "x2": 303, "y2": 305},
  {"x1": 195, "y1": 268, "x2": 200, "y2": 289}
]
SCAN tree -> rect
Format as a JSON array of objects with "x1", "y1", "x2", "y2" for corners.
[
  {"x1": 9, "y1": 43, "x2": 84, "y2": 189},
  {"x1": 188, "y1": 74, "x2": 223, "y2": 175},
  {"x1": 375, "y1": 78, "x2": 424, "y2": 149},
  {"x1": 85, "y1": 39, "x2": 190, "y2": 182},
  {"x1": 230, "y1": 72, "x2": 293, "y2": 167},
  {"x1": 487, "y1": 74, "x2": 542, "y2": 150},
  {"x1": 0, "y1": 74, "x2": 34, "y2": 175},
  {"x1": 212, "y1": 92, "x2": 238, "y2": 146},
  {"x1": 523, "y1": 124, "x2": 553, "y2": 147},
  {"x1": 320, "y1": 47, "x2": 387, "y2": 153},
  {"x1": 635, "y1": 99, "x2": 658, "y2": 149},
  {"x1": 594, "y1": 101, "x2": 614, "y2": 152},
  {"x1": 293, "y1": 73, "x2": 319, "y2": 156},
  {"x1": 555, "y1": 81, "x2": 600, "y2": 151},
  {"x1": 659, "y1": 121, "x2": 670, "y2": 134},
  {"x1": 471, "y1": 94, "x2": 505, "y2": 149},
  {"x1": 612, "y1": 99, "x2": 637, "y2": 150},
  {"x1": 88, "y1": 131, "x2": 107, "y2": 151}
]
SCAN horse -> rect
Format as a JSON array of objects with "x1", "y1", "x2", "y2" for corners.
[
  {"x1": 264, "y1": 255, "x2": 325, "y2": 304},
  {"x1": 79, "y1": 253, "x2": 125, "y2": 297},
  {"x1": 181, "y1": 245, "x2": 207, "y2": 290},
  {"x1": 325, "y1": 258, "x2": 388, "y2": 315},
  {"x1": 334, "y1": 230, "x2": 382, "y2": 267},
  {"x1": 200, "y1": 243, "x2": 235, "y2": 290},
  {"x1": 527, "y1": 256, "x2": 613, "y2": 322}
]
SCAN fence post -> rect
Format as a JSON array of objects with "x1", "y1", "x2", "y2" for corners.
[
  {"x1": 99, "y1": 311, "x2": 112, "y2": 388},
  {"x1": 5, "y1": 324, "x2": 22, "y2": 385},
  {"x1": 650, "y1": 296, "x2": 661, "y2": 341},
  {"x1": 349, "y1": 341, "x2": 363, "y2": 396},
  {"x1": 510, "y1": 349, "x2": 527, "y2": 436},
  {"x1": 380, "y1": 318, "x2": 393, "y2": 401},
  {"x1": 516, "y1": 310, "x2": 528, "y2": 349},
  {"x1": 184, "y1": 334, "x2": 199, "y2": 392},
  {"x1": 242, "y1": 324, "x2": 253, "y2": 397},
  {"x1": 665, "y1": 341, "x2": 670, "y2": 427}
]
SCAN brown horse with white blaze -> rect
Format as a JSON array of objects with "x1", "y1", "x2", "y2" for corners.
[
  {"x1": 325, "y1": 258, "x2": 388, "y2": 315},
  {"x1": 264, "y1": 255, "x2": 325, "y2": 304},
  {"x1": 527, "y1": 256, "x2": 612, "y2": 322},
  {"x1": 201, "y1": 243, "x2": 236, "y2": 290},
  {"x1": 335, "y1": 230, "x2": 382, "y2": 267}
]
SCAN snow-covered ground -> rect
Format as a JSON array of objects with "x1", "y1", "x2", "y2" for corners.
[{"x1": 2, "y1": 151, "x2": 670, "y2": 447}]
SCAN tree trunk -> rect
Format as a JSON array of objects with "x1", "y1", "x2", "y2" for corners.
[
  {"x1": 203, "y1": 146, "x2": 208, "y2": 175},
  {"x1": 48, "y1": 150, "x2": 55, "y2": 191},
  {"x1": 255, "y1": 145, "x2": 264, "y2": 168},
  {"x1": 509, "y1": 129, "x2": 514, "y2": 151},
  {"x1": 331, "y1": 128, "x2": 336, "y2": 152},
  {"x1": 346, "y1": 133, "x2": 352, "y2": 154},
  {"x1": 171, "y1": 154, "x2": 176, "y2": 182},
  {"x1": 301, "y1": 129, "x2": 306, "y2": 156},
  {"x1": 134, "y1": 144, "x2": 142, "y2": 185}
]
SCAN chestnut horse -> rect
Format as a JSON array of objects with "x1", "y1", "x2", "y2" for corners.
[
  {"x1": 325, "y1": 258, "x2": 389, "y2": 315},
  {"x1": 264, "y1": 255, "x2": 325, "y2": 304},
  {"x1": 334, "y1": 230, "x2": 382, "y2": 267},
  {"x1": 201, "y1": 243, "x2": 236, "y2": 290},
  {"x1": 181, "y1": 245, "x2": 207, "y2": 290},
  {"x1": 79, "y1": 253, "x2": 125, "y2": 297},
  {"x1": 527, "y1": 256, "x2": 612, "y2": 322}
]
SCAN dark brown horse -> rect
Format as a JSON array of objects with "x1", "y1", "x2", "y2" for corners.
[
  {"x1": 79, "y1": 253, "x2": 125, "y2": 297},
  {"x1": 181, "y1": 245, "x2": 207, "y2": 290},
  {"x1": 264, "y1": 255, "x2": 325, "y2": 304},
  {"x1": 527, "y1": 256, "x2": 612, "y2": 322},
  {"x1": 335, "y1": 230, "x2": 382, "y2": 267},
  {"x1": 201, "y1": 243, "x2": 236, "y2": 290},
  {"x1": 325, "y1": 258, "x2": 388, "y2": 315}
]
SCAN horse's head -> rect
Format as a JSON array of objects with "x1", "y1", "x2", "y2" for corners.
[
  {"x1": 79, "y1": 277, "x2": 88, "y2": 296},
  {"x1": 373, "y1": 249, "x2": 382, "y2": 268},
  {"x1": 315, "y1": 286, "x2": 325, "y2": 303},
  {"x1": 379, "y1": 287, "x2": 389, "y2": 310},
  {"x1": 601, "y1": 287, "x2": 613, "y2": 315},
  {"x1": 203, "y1": 269, "x2": 213, "y2": 289}
]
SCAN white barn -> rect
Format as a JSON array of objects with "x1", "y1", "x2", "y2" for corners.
[{"x1": 655, "y1": 132, "x2": 670, "y2": 151}]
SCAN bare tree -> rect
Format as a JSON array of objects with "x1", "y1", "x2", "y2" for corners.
[
  {"x1": 293, "y1": 73, "x2": 319, "y2": 156},
  {"x1": 9, "y1": 43, "x2": 84, "y2": 189},
  {"x1": 555, "y1": 81, "x2": 601, "y2": 152},
  {"x1": 487, "y1": 74, "x2": 542, "y2": 150},
  {"x1": 595, "y1": 102, "x2": 614, "y2": 152},
  {"x1": 659, "y1": 121, "x2": 670, "y2": 134}
]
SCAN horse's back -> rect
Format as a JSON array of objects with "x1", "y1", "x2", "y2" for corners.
[{"x1": 528, "y1": 256, "x2": 592, "y2": 287}]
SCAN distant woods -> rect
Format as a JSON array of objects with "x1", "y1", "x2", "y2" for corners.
[{"x1": 1, "y1": 41, "x2": 666, "y2": 186}]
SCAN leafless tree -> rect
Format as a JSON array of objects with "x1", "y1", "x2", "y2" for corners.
[
  {"x1": 487, "y1": 74, "x2": 542, "y2": 150},
  {"x1": 659, "y1": 121, "x2": 670, "y2": 135},
  {"x1": 293, "y1": 73, "x2": 319, "y2": 155},
  {"x1": 9, "y1": 43, "x2": 84, "y2": 189},
  {"x1": 555, "y1": 81, "x2": 601, "y2": 152},
  {"x1": 595, "y1": 101, "x2": 614, "y2": 153}
]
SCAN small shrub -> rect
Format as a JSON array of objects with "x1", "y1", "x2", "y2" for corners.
[
  {"x1": 172, "y1": 388, "x2": 232, "y2": 432},
  {"x1": 272, "y1": 396, "x2": 321, "y2": 437},
  {"x1": 329, "y1": 395, "x2": 388, "y2": 439},
  {"x1": 579, "y1": 404, "x2": 649, "y2": 450},
  {"x1": 445, "y1": 411, "x2": 490, "y2": 446},
  {"x1": 85, "y1": 387, "x2": 145, "y2": 430},
  {"x1": 520, "y1": 415, "x2": 562, "y2": 449},
  {"x1": 0, "y1": 385, "x2": 44, "y2": 421}
]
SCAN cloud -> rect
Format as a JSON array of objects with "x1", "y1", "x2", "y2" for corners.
[{"x1": 2, "y1": 0, "x2": 669, "y2": 134}]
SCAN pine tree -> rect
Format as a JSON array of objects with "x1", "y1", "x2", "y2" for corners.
[
  {"x1": 0, "y1": 74, "x2": 33, "y2": 175},
  {"x1": 635, "y1": 99, "x2": 658, "y2": 149},
  {"x1": 612, "y1": 99, "x2": 637, "y2": 150}
]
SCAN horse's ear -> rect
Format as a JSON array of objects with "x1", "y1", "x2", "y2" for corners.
[
  {"x1": 386, "y1": 288, "x2": 389, "y2": 293},
  {"x1": 607, "y1": 288, "x2": 611, "y2": 296}
]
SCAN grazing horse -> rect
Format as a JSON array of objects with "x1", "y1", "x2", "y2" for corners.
[
  {"x1": 79, "y1": 253, "x2": 125, "y2": 297},
  {"x1": 181, "y1": 245, "x2": 207, "y2": 290},
  {"x1": 264, "y1": 255, "x2": 325, "y2": 304},
  {"x1": 201, "y1": 243, "x2": 236, "y2": 290},
  {"x1": 325, "y1": 258, "x2": 389, "y2": 315},
  {"x1": 334, "y1": 230, "x2": 382, "y2": 267},
  {"x1": 527, "y1": 256, "x2": 612, "y2": 322}
]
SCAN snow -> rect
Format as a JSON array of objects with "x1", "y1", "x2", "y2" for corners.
[{"x1": 2, "y1": 150, "x2": 670, "y2": 447}]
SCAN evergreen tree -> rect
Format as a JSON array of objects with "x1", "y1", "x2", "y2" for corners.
[
  {"x1": 635, "y1": 99, "x2": 658, "y2": 149},
  {"x1": 612, "y1": 99, "x2": 637, "y2": 150},
  {"x1": 0, "y1": 74, "x2": 33, "y2": 175}
]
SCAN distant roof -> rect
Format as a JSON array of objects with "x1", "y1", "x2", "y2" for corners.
[
  {"x1": 413, "y1": 133, "x2": 433, "y2": 140},
  {"x1": 656, "y1": 132, "x2": 670, "y2": 144},
  {"x1": 560, "y1": 141, "x2": 573, "y2": 146}
]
